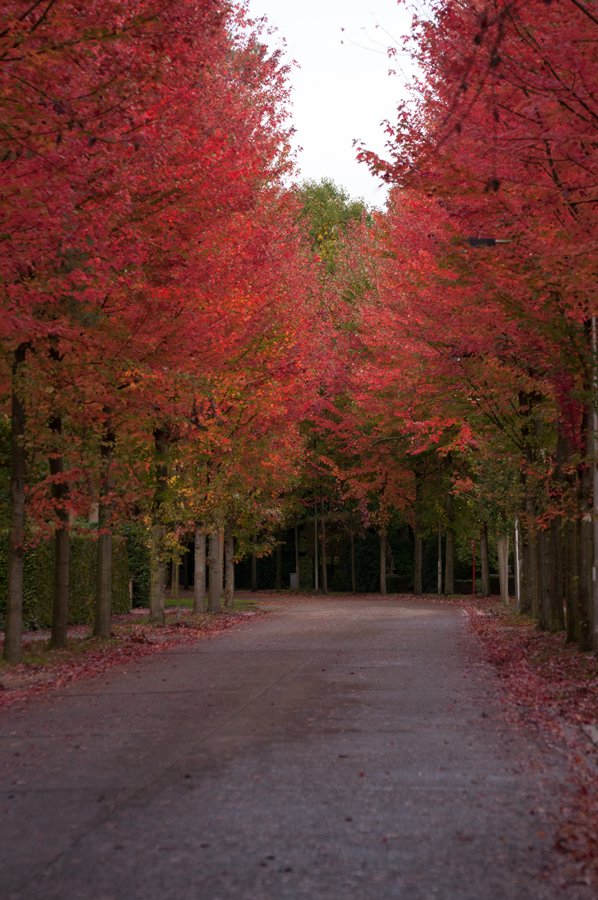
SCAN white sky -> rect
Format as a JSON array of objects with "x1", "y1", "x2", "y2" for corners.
[{"x1": 245, "y1": 0, "x2": 418, "y2": 209}]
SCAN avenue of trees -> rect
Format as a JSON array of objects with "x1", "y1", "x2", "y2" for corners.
[{"x1": 1, "y1": 0, "x2": 597, "y2": 660}]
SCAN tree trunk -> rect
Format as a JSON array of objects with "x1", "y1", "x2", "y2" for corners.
[
  {"x1": 208, "y1": 528, "x2": 223, "y2": 612},
  {"x1": 51, "y1": 529, "x2": 70, "y2": 647},
  {"x1": 294, "y1": 524, "x2": 301, "y2": 590},
  {"x1": 95, "y1": 514, "x2": 112, "y2": 638},
  {"x1": 321, "y1": 507, "x2": 328, "y2": 594},
  {"x1": 414, "y1": 530, "x2": 423, "y2": 594},
  {"x1": 350, "y1": 529, "x2": 356, "y2": 593},
  {"x1": 444, "y1": 489, "x2": 454, "y2": 595},
  {"x1": 413, "y1": 470, "x2": 423, "y2": 594},
  {"x1": 275, "y1": 541, "x2": 282, "y2": 590},
  {"x1": 514, "y1": 520, "x2": 522, "y2": 609},
  {"x1": 521, "y1": 498, "x2": 539, "y2": 617},
  {"x1": 537, "y1": 528, "x2": 550, "y2": 630},
  {"x1": 579, "y1": 500, "x2": 593, "y2": 650},
  {"x1": 380, "y1": 526, "x2": 387, "y2": 595},
  {"x1": 94, "y1": 420, "x2": 115, "y2": 639},
  {"x1": 4, "y1": 344, "x2": 29, "y2": 663},
  {"x1": 193, "y1": 525, "x2": 207, "y2": 614},
  {"x1": 170, "y1": 557, "x2": 178, "y2": 595},
  {"x1": 250, "y1": 551, "x2": 258, "y2": 592},
  {"x1": 497, "y1": 533, "x2": 510, "y2": 605},
  {"x1": 445, "y1": 528, "x2": 455, "y2": 595},
  {"x1": 149, "y1": 523, "x2": 167, "y2": 624},
  {"x1": 313, "y1": 502, "x2": 319, "y2": 592},
  {"x1": 480, "y1": 523, "x2": 490, "y2": 597},
  {"x1": 565, "y1": 516, "x2": 579, "y2": 642},
  {"x1": 437, "y1": 524, "x2": 442, "y2": 595},
  {"x1": 49, "y1": 414, "x2": 69, "y2": 650},
  {"x1": 547, "y1": 518, "x2": 565, "y2": 632},
  {"x1": 224, "y1": 524, "x2": 235, "y2": 607},
  {"x1": 148, "y1": 427, "x2": 169, "y2": 625},
  {"x1": 590, "y1": 315, "x2": 598, "y2": 653},
  {"x1": 554, "y1": 518, "x2": 566, "y2": 632}
]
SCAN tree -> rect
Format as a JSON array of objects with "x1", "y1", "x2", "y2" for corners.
[{"x1": 355, "y1": 0, "x2": 597, "y2": 643}]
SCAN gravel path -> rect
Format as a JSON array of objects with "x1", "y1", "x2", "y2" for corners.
[{"x1": 0, "y1": 596, "x2": 591, "y2": 899}]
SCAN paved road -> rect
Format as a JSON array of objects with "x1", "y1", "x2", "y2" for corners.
[{"x1": 0, "y1": 597, "x2": 590, "y2": 899}]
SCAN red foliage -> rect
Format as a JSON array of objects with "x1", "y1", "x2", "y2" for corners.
[
  {"x1": 0, "y1": 608, "x2": 264, "y2": 710},
  {"x1": 468, "y1": 605, "x2": 598, "y2": 888}
]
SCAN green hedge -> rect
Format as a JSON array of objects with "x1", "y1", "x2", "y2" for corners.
[
  {"x1": 0, "y1": 533, "x2": 130, "y2": 630},
  {"x1": 120, "y1": 523, "x2": 150, "y2": 607}
]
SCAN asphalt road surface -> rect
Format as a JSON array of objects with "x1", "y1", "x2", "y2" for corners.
[{"x1": 0, "y1": 596, "x2": 591, "y2": 899}]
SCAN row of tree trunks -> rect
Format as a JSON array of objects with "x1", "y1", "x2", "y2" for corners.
[
  {"x1": 518, "y1": 512, "x2": 592, "y2": 647},
  {"x1": 5, "y1": 344, "x2": 120, "y2": 662},
  {"x1": 189, "y1": 524, "x2": 236, "y2": 614}
]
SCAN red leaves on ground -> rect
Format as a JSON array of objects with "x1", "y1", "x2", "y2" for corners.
[
  {"x1": 468, "y1": 604, "x2": 598, "y2": 888},
  {"x1": 0, "y1": 608, "x2": 264, "y2": 711}
]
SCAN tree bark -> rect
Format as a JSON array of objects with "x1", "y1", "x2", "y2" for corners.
[
  {"x1": 193, "y1": 525, "x2": 207, "y2": 614},
  {"x1": 445, "y1": 528, "x2": 455, "y2": 595},
  {"x1": 294, "y1": 524, "x2": 301, "y2": 590},
  {"x1": 437, "y1": 524, "x2": 442, "y2": 595},
  {"x1": 250, "y1": 551, "x2": 258, "y2": 592},
  {"x1": 579, "y1": 498, "x2": 593, "y2": 650},
  {"x1": 4, "y1": 344, "x2": 29, "y2": 663},
  {"x1": 413, "y1": 470, "x2": 423, "y2": 594},
  {"x1": 565, "y1": 516, "x2": 579, "y2": 642},
  {"x1": 522, "y1": 498, "x2": 539, "y2": 617},
  {"x1": 537, "y1": 528, "x2": 550, "y2": 630},
  {"x1": 224, "y1": 524, "x2": 235, "y2": 607},
  {"x1": 95, "y1": 511, "x2": 112, "y2": 638},
  {"x1": 45, "y1": 339, "x2": 70, "y2": 648},
  {"x1": 49, "y1": 413, "x2": 69, "y2": 649},
  {"x1": 350, "y1": 529, "x2": 356, "y2": 593},
  {"x1": 414, "y1": 530, "x2": 423, "y2": 594},
  {"x1": 445, "y1": 490, "x2": 455, "y2": 595},
  {"x1": 170, "y1": 557, "x2": 178, "y2": 595},
  {"x1": 497, "y1": 533, "x2": 510, "y2": 605},
  {"x1": 208, "y1": 528, "x2": 223, "y2": 612},
  {"x1": 514, "y1": 520, "x2": 522, "y2": 609},
  {"x1": 149, "y1": 523, "x2": 167, "y2": 624},
  {"x1": 380, "y1": 526, "x2": 387, "y2": 595},
  {"x1": 275, "y1": 541, "x2": 282, "y2": 590},
  {"x1": 321, "y1": 506, "x2": 328, "y2": 594},
  {"x1": 94, "y1": 420, "x2": 115, "y2": 639},
  {"x1": 148, "y1": 427, "x2": 169, "y2": 625},
  {"x1": 313, "y1": 502, "x2": 319, "y2": 592},
  {"x1": 480, "y1": 523, "x2": 490, "y2": 597}
]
